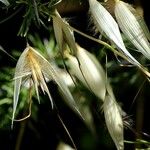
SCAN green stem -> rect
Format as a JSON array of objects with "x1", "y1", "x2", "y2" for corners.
[{"x1": 15, "y1": 120, "x2": 27, "y2": 150}]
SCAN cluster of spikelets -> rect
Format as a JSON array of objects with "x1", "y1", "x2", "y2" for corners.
[
  {"x1": 12, "y1": 0, "x2": 150, "y2": 150},
  {"x1": 89, "y1": 0, "x2": 150, "y2": 77}
]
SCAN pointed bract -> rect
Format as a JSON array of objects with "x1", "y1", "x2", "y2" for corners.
[
  {"x1": 115, "y1": 1, "x2": 150, "y2": 60},
  {"x1": 67, "y1": 44, "x2": 106, "y2": 101},
  {"x1": 104, "y1": 85, "x2": 124, "y2": 150},
  {"x1": 67, "y1": 44, "x2": 124, "y2": 149},
  {"x1": 53, "y1": 13, "x2": 63, "y2": 52},
  {"x1": 12, "y1": 46, "x2": 82, "y2": 127},
  {"x1": 89, "y1": 0, "x2": 141, "y2": 67}
]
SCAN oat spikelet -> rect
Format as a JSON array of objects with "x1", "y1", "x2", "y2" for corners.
[
  {"x1": 89, "y1": 0, "x2": 142, "y2": 68},
  {"x1": 115, "y1": 0, "x2": 150, "y2": 60},
  {"x1": 67, "y1": 44, "x2": 106, "y2": 101},
  {"x1": 104, "y1": 84, "x2": 124, "y2": 150},
  {"x1": 52, "y1": 10, "x2": 78, "y2": 55},
  {"x1": 12, "y1": 45, "x2": 82, "y2": 127}
]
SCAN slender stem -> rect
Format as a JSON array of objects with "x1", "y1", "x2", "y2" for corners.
[
  {"x1": 57, "y1": 114, "x2": 77, "y2": 150},
  {"x1": 0, "y1": 7, "x2": 23, "y2": 24},
  {"x1": 0, "y1": 46, "x2": 16, "y2": 61},
  {"x1": 15, "y1": 119, "x2": 27, "y2": 150}
]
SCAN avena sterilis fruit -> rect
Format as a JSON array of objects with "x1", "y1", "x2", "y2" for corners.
[
  {"x1": 114, "y1": 0, "x2": 150, "y2": 60},
  {"x1": 88, "y1": 0, "x2": 150, "y2": 78},
  {"x1": 67, "y1": 44, "x2": 106, "y2": 101},
  {"x1": 89, "y1": 0, "x2": 139, "y2": 65},
  {"x1": 12, "y1": 45, "x2": 82, "y2": 127},
  {"x1": 52, "y1": 10, "x2": 78, "y2": 56},
  {"x1": 67, "y1": 44, "x2": 124, "y2": 150},
  {"x1": 104, "y1": 84, "x2": 124, "y2": 150},
  {"x1": 104, "y1": 94, "x2": 124, "y2": 150}
]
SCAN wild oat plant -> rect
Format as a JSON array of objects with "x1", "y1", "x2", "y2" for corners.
[{"x1": 0, "y1": 0, "x2": 150, "y2": 149}]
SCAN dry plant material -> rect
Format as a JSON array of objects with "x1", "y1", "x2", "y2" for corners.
[
  {"x1": 115, "y1": 0, "x2": 150, "y2": 60},
  {"x1": 12, "y1": 45, "x2": 82, "y2": 127},
  {"x1": 89, "y1": 0, "x2": 141, "y2": 67},
  {"x1": 67, "y1": 44, "x2": 124, "y2": 150},
  {"x1": 104, "y1": 84, "x2": 124, "y2": 150},
  {"x1": 67, "y1": 44, "x2": 106, "y2": 101},
  {"x1": 52, "y1": 10, "x2": 78, "y2": 56}
]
